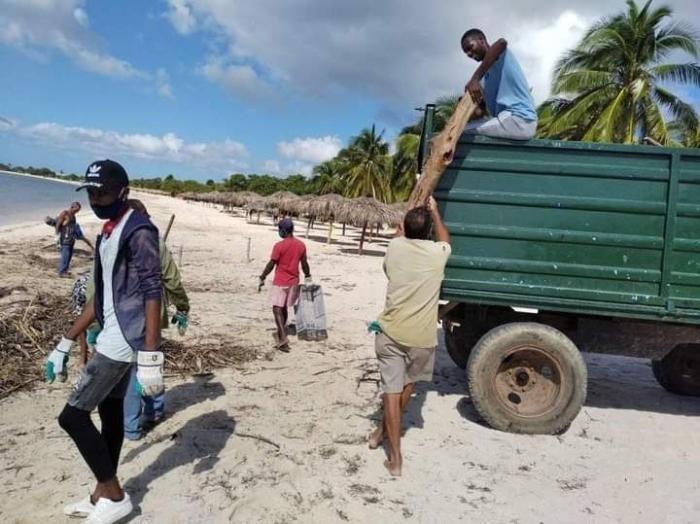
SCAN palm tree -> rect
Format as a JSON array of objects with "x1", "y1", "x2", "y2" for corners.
[
  {"x1": 670, "y1": 119, "x2": 700, "y2": 147},
  {"x1": 310, "y1": 160, "x2": 344, "y2": 195},
  {"x1": 391, "y1": 133, "x2": 420, "y2": 202},
  {"x1": 391, "y1": 95, "x2": 461, "y2": 201},
  {"x1": 341, "y1": 125, "x2": 392, "y2": 202},
  {"x1": 538, "y1": 0, "x2": 700, "y2": 145}
]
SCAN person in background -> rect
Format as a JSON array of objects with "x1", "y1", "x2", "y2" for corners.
[
  {"x1": 461, "y1": 28, "x2": 538, "y2": 140},
  {"x1": 122, "y1": 198, "x2": 190, "y2": 440},
  {"x1": 45, "y1": 159, "x2": 162, "y2": 523},
  {"x1": 51, "y1": 201, "x2": 94, "y2": 277},
  {"x1": 369, "y1": 197, "x2": 451, "y2": 477},
  {"x1": 259, "y1": 218, "x2": 311, "y2": 352}
]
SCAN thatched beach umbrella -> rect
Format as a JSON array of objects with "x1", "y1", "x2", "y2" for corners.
[
  {"x1": 337, "y1": 197, "x2": 395, "y2": 255},
  {"x1": 308, "y1": 194, "x2": 345, "y2": 243},
  {"x1": 187, "y1": 191, "x2": 223, "y2": 206},
  {"x1": 388, "y1": 202, "x2": 407, "y2": 227},
  {"x1": 287, "y1": 194, "x2": 315, "y2": 217},
  {"x1": 266, "y1": 191, "x2": 301, "y2": 214},
  {"x1": 226, "y1": 191, "x2": 259, "y2": 208},
  {"x1": 245, "y1": 195, "x2": 269, "y2": 223}
]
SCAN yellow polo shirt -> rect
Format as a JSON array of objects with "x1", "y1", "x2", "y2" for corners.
[{"x1": 378, "y1": 236, "x2": 451, "y2": 348}]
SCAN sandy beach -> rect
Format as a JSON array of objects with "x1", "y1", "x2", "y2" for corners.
[{"x1": 1, "y1": 192, "x2": 700, "y2": 523}]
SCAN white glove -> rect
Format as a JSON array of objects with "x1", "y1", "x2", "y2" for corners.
[
  {"x1": 45, "y1": 337, "x2": 74, "y2": 383},
  {"x1": 135, "y1": 351, "x2": 165, "y2": 396},
  {"x1": 304, "y1": 276, "x2": 313, "y2": 285}
]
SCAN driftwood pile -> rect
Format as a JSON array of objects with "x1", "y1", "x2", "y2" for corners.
[
  {"x1": 0, "y1": 293, "x2": 71, "y2": 398},
  {"x1": 0, "y1": 291, "x2": 259, "y2": 398},
  {"x1": 160, "y1": 337, "x2": 258, "y2": 376}
]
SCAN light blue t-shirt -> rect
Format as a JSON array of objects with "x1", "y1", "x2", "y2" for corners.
[{"x1": 482, "y1": 48, "x2": 536, "y2": 122}]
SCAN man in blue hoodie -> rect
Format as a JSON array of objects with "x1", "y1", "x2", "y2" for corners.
[
  {"x1": 44, "y1": 159, "x2": 162, "y2": 524},
  {"x1": 461, "y1": 28, "x2": 538, "y2": 140}
]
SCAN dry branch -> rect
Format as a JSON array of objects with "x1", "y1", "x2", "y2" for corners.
[{"x1": 407, "y1": 95, "x2": 477, "y2": 209}]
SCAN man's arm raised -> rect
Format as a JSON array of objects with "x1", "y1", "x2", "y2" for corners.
[
  {"x1": 428, "y1": 197, "x2": 450, "y2": 245},
  {"x1": 466, "y1": 38, "x2": 508, "y2": 100}
]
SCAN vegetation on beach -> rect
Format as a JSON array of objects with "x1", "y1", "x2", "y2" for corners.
[{"x1": 537, "y1": 0, "x2": 700, "y2": 144}]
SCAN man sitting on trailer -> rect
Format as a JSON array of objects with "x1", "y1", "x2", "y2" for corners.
[{"x1": 461, "y1": 28, "x2": 537, "y2": 140}]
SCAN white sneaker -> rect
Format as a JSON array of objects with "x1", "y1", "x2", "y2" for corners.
[
  {"x1": 85, "y1": 493, "x2": 133, "y2": 524},
  {"x1": 63, "y1": 495, "x2": 95, "y2": 517}
]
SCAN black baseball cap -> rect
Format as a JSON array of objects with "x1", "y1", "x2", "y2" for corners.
[{"x1": 76, "y1": 159, "x2": 129, "y2": 192}]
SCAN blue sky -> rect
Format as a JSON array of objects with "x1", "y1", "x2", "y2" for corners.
[{"x1": 1, "y1": 0, "x2": 698, "y2": 182}]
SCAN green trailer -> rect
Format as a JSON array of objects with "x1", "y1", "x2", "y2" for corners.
[{"x1": 420, "y1": 104, "x2": 700, "y2": 434}]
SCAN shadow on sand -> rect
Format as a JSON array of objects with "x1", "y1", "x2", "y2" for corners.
[
  {"x1": 370, "y1": 327, "x2": 700, "y2": 441},
  {"x1": 124, "y1": 410, "x2": 236, "y2": 510}
]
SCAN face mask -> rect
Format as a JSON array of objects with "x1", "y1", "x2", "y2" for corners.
[{"x1": 91, "y1": 195, "x2": 126, "y2": 220}]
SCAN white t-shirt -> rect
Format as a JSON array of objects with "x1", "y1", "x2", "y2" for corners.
[{"x1": 96, "y1": 209, "x2": 134, "y2": 363}]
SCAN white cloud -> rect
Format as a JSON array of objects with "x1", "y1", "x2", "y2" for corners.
[
  {"x1": 73, "y1": 7, "x2": 88, "y2": 28},
  {"x1": 156, "y1": 68, "x2": 175, "y2": 99},
  {"x1": 0, "y1": 0, "x2": 144, "y2": 78},
  {"x1": 200, "y1": 57, "x2": 272, "y2": 100},
  {"x1": 0, "y1": 117, "x2": 249, "y2": 172},
  {"x1": 166, "y1": 0, "x2": 700, "y2": 121},
  {"x1": 0, "y1": 116, "x2": 17, "y2": 131},
  {"x1": 263, "y1": 159, "x2": 281, "y2": 174},
  {"x1": 0, "y1": 0, "x2": 173, "y2": 96},
  {"x1": 165, "y1": 0, "x2": 197, "y2": 35},
  {"x1": 511, "y1": 11, "x2": 591, "y2": 103},
  {"x1": 277, "y1": 136, "x2": 342, "y2": 164}
]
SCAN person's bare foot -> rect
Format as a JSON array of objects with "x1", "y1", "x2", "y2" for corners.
[
  {"x1": 383, "y1": 459, "x2": 401, "y2": 477},
  {"x1": 368, "y1": 427, "x2": 383, "y2": 449}
]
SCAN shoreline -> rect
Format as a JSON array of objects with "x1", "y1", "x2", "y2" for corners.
[{"x1": 0, "y1": 169, "x2": 80, "y2": 186}]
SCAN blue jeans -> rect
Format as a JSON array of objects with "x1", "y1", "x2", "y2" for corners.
[
  {"x1": 124, "y1": 365, "x2": 165, "y2": 439},
  {"x1": 58, "y1": 244, "x2": 74, "y2": 275}
]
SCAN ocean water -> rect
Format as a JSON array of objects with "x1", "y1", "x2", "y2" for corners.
[{"x1": 0, "y1": 171, "x2": 89, "y2": 227}]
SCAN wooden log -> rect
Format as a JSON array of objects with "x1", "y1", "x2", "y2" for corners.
[
  {"x1": 359, "y1": 222, "x2": 367, "y2": 255},
  {"x1": 407, "y1": 95, "x2": 478, "y2": 209},
  {"x1": 163, "y1": 214, "x2": 176, "y2": 242},
  {"x1": 327, "y1": 221, "x2": 333, "y2": 244}
]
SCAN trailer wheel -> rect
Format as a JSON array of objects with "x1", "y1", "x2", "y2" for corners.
[
  {"x1": 651, "y1": 344, "x2": 700, "y2": 396},
  {"x1": 467, "y1": 322, "x2": 587, "y2": 434},
  {"x1": 443, "y1": 317, "x2": 484, "y2": 369}
]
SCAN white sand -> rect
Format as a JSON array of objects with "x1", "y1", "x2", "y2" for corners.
[{"x1": 1, "y1": 192, "x2": 699, "y2": 523}]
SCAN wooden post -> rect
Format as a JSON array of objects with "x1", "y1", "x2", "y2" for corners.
[
  {"x1": 306, "y1": 217, "x2": 312, "y2": 238},
  {"x1": 327, "y1": 221, "x2": 334, "y2": 244},
  {"x1": 246, "y1": 237, "x2": 251, "y2": 262},
  {"x1": 342, "y1": 223, "x2": 346, "y2": 236},
  {"x1": 178, "y1": 244, "x2": 183, "y2": 267},
  {"x1": 407, "y1": 94, "x2": 477, "y2": 209},
  {"x1": 163, "y1": 214, "x2": 176, "y2": 242},
  {"x1": 359, "y1": 222, "x2": 367, "y2": 255}
]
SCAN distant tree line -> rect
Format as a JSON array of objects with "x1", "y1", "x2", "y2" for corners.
[
  {"x1": 0, "y1": 162, "x2": 83, "y2": 181},
  {"x1": 0, "y1": 162, "x2": 320, "y2": 196}
]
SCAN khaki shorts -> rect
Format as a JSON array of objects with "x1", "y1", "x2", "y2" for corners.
[{"x1": 375, "y1": 332, "x2": 436, "y2": 394}]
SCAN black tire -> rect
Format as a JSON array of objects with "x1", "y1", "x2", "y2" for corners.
[
  {"x1": 443, "y1": 317, "x2": 484, "y2": 369},
  {"x1": 651, "y1": 344, "x2": 700, "y2": 396},
  {"x1": 467, "y1": 322, "x2": 587, "y2": 435}
]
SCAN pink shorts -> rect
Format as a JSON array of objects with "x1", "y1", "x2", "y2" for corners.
[{"x1": 271, "y1": 285, "x2": 300, "y2": 308}]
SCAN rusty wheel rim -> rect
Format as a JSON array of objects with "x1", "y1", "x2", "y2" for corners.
[{"x1": 493, "y1": 345, "x2": 564, "y2": 419}]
